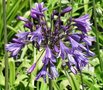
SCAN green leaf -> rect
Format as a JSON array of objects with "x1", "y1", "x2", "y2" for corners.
[{"x1": 9, "y1": 58, "x2": 15, "y2": 87}]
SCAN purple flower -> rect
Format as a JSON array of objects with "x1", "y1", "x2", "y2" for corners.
[
  {"x1": 69, "y1": 34, "x2": 82, "y2": 42},
  {"x1": 6, "y1": 38, "x2": 25, "y2": 57},
  {"x1": 50, "y1": 65, "x2": 59, "y2": 79},
  {"x1": 31, "y1": 2, "x2": 47, "y2": 17},
  {"x1": 69, "y1": 36, "x2": 95, "y2": 56},
  {"x1": 67, "y1": 53, "x2": 76, "y2": 65},
  {"x1": 35, "y1": 65, "x2": 51, "y2": 82},
  {"x1": 68, "y1": 36, "x2": 86, "y2": 50},
  {"x1": 42, "y1": 46, "x2": 56, "y2": 65},
  {"x1": 68, "y1": 62, "x2": 77, "y2": 74},
  {"x1": 74, "y1": 50, "x2": 88, "y2": 67},
  {"x1": 82, "y1": 36, "x2": 95, "y2": 46},
  {"x1": 16, "y1": 32, "x2": 29, "y2": 39},
  {"x1": 67, "y1": 49, "x2": 88, "y2": 73},
  {"x1": 74, "y1": 14, "x2": 92, "y2": 33},
  {"x1": 30, "y1": 27, "x2": 44, "y2": 45},
  {"x1": 58, "y1": 41, "x2": 70, "y2": 60}
]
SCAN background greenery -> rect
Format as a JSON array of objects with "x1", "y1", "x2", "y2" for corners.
[{"x1": 0, "y1": 0, "x2": 103, "y2": 90}]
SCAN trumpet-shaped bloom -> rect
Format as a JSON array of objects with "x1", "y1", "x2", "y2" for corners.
[
  {"x1": 30, "y1": 27, "x2": 44, "y2": 45},
  {"x1": 50, "y1": 64, "x2": 59, "y2": 79},
  {"x1": 42, "y1": 46, "x2": 56, "y2": 65},
  {"x1": 74, "y1": 14, "x2": 92, "y2": 33},
  {"x1": 58, "y1": 41, "x2": 70, "y2": 60},
  {"x1": 6, "y1": 38, "x2": 25, "y2": 57},
  {"x1": 16, "y1": 32, "x2": 29, "y2": 39},
  {"x1": 35, "y1": 65, "x2": 51, "y2": 82}
]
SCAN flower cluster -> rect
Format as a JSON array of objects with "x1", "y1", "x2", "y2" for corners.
[{"x1": 6, "y1": 2, "x2": 95, "y2": 82}]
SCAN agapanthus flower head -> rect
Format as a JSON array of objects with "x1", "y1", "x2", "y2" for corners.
[{"x1": 6, "y1": 2, "x2": 95, "y2": 82}]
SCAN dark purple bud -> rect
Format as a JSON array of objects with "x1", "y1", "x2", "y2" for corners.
[
  {"x1": 17, "y1": 16, "x2": 29, "y2": 22},
  {"x1": 51, "y1": 10, "x2": 59, "y2": 19},
  {"x1": 61, "y1": 7, "x2": 72, "y2": 15},
  {"x1": 27, "y1": 63, "x2": 36, "y2": 73},
  {"x1": 24, "y1": 22, "x2": 33, "y2": 29},
  {"x1": 31, "y1": 9, "x2": 44, "y2": 16},
  {"x1": 30, "y1": 13, "x2": 37, "y2": 19}
]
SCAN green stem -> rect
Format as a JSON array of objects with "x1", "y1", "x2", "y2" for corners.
[
  {"x1": 64, "y1": 69, "x2": 78, "y2": 90},
  {"x1": 79, "y1": 71, "x2": 84, "y2": 90},
  {"x1": 70, "y1": 0, "x2": 73, "y2": 17},
  {"x1": 93, "y1": 0, "x2": 102, "y2": 71},
  {"x1": 48, "y1": 62, "x2": 52, "y2": 90},
  {"x1": 29, "y1": 0, "x2": 32, "y2": 8},
  {"x1": 3, "y1": 0, "x2": 8, "y2": 90}
]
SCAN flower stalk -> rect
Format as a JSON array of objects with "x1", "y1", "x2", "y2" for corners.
[
  {"x1": 3, "y1": 0, "x2": 8, "y2": 90},
  {"x1": 93, "y1": 0, "x2": 102, "y2": 71},
  {"x1": 48, "y1": 61, "x2": 52, "y2": 90}
]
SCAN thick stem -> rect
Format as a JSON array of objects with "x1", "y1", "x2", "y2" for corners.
[
  {"x1": 48, "y1": 62, "x2": 52, "y2": 90},
  {"x1": 79, "y1": 70, "x2": 84, "y2": 90},
  {"x1": 70, "y1": 0, "x2": 73, "y2": 17},
  {"x1": 3, "y1": 0, "x2": 8, "y2": 90},
  {"x1": 64, "y1": 68, "x2": 78, "y2": 90},
  {"x1": 93, "y1": 0, "x2": 103, "y2": 71}
]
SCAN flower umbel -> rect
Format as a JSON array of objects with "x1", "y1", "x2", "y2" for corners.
[{"x1": 6, "y1": 2, "x2": 95, "y2": 82}]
